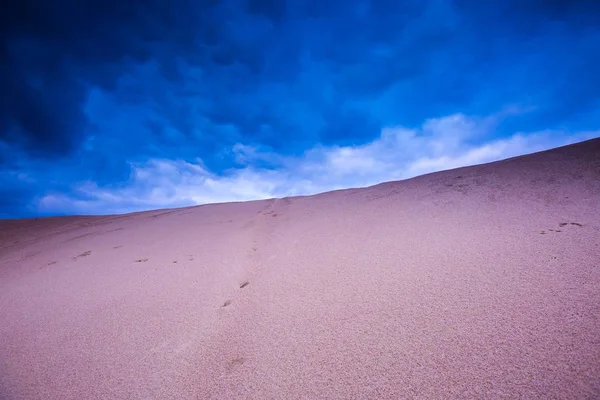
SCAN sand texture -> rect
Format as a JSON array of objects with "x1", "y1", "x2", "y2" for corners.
[{"x1": 1, "y1": 138, "x2": 600, "y2": 399}]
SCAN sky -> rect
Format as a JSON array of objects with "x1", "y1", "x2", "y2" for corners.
[{"x1": 1, "y1": 0, "x2": 599, "y2": 218}]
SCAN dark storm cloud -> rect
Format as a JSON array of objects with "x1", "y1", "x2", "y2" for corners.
[
  {"x1": 0, "y1": 0, "x2": 219, "y2": 157},
  {"x1": 1, "y1": 0, "x2": 595, "y2": 158},
  {"x1": 0, "y1": 0, "x2": 450, "y2": 161}
]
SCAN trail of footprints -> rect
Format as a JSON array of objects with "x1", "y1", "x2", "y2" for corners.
[
  {"x1": 540, "y1": 221, "x2": 583, "y2": 235},
  {"x1": 219, "y1": 202, "x2": 289, "y2": 371},
  {"x1": 42, "y1": 245, "x2": 197, "y2": 269},
  {"x1": 220, "y1": 280, "x2": 250, "y2": 309},
  {"x1": 40, "y1": 206, "x2": 266, "y2": 371},
  {"x1": 46, "y1": 245, "x2": 253, "y2": 314},
  {"x1": 216, "y1": 208, "x2": 274, "y2": 372}
]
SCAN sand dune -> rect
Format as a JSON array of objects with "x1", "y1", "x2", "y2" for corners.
[{"x1": 1, "y1": 138, "x2": 599, "y2": 399}]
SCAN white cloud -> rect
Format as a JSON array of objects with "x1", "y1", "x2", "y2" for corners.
[{"x1": 37, "y1": 112, "x2": 599, "y2": 215}]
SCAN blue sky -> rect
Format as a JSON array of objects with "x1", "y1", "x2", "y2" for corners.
[{"x1": 1, "y1": 0, "x2": 599, "y2": 218}]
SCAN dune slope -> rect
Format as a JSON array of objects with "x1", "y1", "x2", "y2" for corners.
[{"x1": 1, "y1": 138, "x2": 599, "y2": 399}]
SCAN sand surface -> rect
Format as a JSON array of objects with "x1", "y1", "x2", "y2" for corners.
[{"x1": 1, "y1": 139, "x2": 600, "y2": 399}]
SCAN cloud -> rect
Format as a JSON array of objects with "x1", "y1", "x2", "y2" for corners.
[{"x1": 36, "y1": 112, "x2": 599, "y2": 215}]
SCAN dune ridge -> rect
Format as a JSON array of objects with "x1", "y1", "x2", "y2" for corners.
[{"x1": 1, "y1": 138, "x2": 599, "y2": 399}]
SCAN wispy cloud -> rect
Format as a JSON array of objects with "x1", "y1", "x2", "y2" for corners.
[{"x1": 37, "y1": 112, "x2": 599, "y2": 215}]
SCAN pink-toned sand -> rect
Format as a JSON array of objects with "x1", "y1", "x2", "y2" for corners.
[{"x1": 1, "y1": 139, "x2": 599, "y2": 399}]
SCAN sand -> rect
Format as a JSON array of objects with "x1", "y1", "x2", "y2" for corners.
[{"x1": 1, "y1": 138, "x2": 599, "y2": 399}]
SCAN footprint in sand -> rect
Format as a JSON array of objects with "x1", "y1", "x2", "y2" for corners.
[
  {"x1": 226, "y1": 357, "x2": 245, "y2": 372},
  {"x1": 543, "y1": 222, "x2": 584, "y2": 234},
  {"x1": 73, "y1": 250, "x2": 92, "y2": 260},
  {"x1": 559, "y1": 222, "x2": 583, "y2": 227},
  {"x1": 221, "y1": 300, "x2": 232, "y2": 308},
  {"x1": 40, "y1": 260, "x2": 57, "y2": 269}
]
